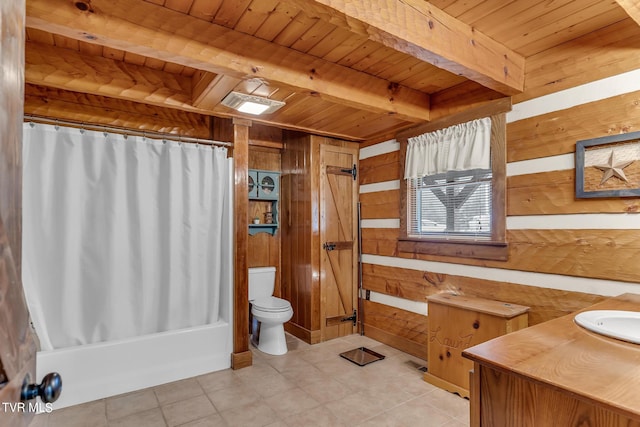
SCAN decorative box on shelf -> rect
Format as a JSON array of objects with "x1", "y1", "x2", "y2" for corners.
[{"x1": 248, "y1": 169, "x2": 279, "y2": 236}]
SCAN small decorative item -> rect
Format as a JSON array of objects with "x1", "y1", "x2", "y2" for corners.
[
  {"x1": 575, "y1": 131, "x2": 640, "y2": 198},
  {"x1": 264, "y1": 211, "x2": 274, "y2": 224},
  {"x1": 253, "y1": 217, "x2": 260, "y2": 224}
]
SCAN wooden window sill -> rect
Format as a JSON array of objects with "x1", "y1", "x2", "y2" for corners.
[{"x1": 398, "y1": 238, "x2": 509, "y2": 261}]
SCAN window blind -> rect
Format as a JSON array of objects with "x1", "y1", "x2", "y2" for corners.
[{"x1": 407, "y1": 168, "x2": 492, "y2": 240}]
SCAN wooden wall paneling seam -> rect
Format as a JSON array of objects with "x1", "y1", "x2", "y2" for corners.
[
  {"x1": 232, "y1": 117, "x2": 251, "y2": 370},
  {"x1": 359, "y1": 190, "x2": 401, "y2": 219},
  {"x1": 361, "y1": 227, "x2": 399, "y2": 257},
  {"x1": 507, "y1": 89, "x2": 640, "y2": 163},
  {"x1": 388, "y1": 229, "x2": 640, "y2": 284},
  {"x1": 359, "y1": 151, "x2": 401, "y2": 185},
  {"x1": 361, "y1": 262, "x2": 605, "y2": 325},
  {"x1": 507, "y1": 170, "x2": 640, "y2": 215},
  {"x1": 361, "y1": 226, "x2": 640, "y2": 285},
  {"x1": 362, "y1": 299, "x2": 427, "y2": 359}
]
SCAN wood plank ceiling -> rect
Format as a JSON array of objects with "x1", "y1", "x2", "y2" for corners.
[{"x1": 24, "y1": 0, "x2": 633, "y2": 141}]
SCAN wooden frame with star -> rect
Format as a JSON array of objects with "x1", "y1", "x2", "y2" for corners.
[{"x1": 576, "y1": 130, "x2": 640, "y2": 198}]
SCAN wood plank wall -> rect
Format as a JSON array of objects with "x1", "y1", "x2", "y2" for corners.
[
  {"x1": 248, "y1": 145, "x2": 282, "y2": 297},
  {"x1": 280, "y1": 132, "x2": 322, "y2": 344},
  {"x1": 358, "y1": 27, "x2": 640, "y2": 361}
]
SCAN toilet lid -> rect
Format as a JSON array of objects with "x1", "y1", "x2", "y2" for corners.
[{"x1": 252, "y1": 296, "x2": 292, "y2": 312}]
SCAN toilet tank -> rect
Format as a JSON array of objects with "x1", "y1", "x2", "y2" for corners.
[{"x1": 248, "y1": 266, "x2": 276, "y2": 301}]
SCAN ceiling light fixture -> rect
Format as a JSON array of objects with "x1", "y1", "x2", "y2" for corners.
[{"x1": 221, "y1": 91, "x2": 285, "y2": 115}]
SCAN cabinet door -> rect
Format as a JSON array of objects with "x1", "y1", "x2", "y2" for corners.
[
  {"x1": 319, "y1": 143, "x2": 359, "y2": 341},
  {"x1": 257, "y1": 171, "x2": 279, "y2": 200},
  {"x1": 248, "y1": 170, "x2": 258, "y2": 198}
]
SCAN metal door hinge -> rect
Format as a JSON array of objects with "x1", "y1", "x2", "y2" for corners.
[
  {"x1": 343, "y1": 310, "x2": 357, "y2": 326},
  {"x1": 342, "y1": 164, "x2": 357, "y2": 180},
  {"x1": 326, "y1": 164, "x2": 357, "y2": 180},
  {"x1": 326, "y1": 310, "x2": 357, "y2": 327}
]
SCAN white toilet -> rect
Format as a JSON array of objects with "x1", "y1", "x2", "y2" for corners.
[{"x1": 248, "y1": 266, "x2": 293, "y2": 355}]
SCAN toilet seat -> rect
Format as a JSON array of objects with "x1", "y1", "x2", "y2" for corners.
[{"x1": 252, "y1": 296, "x2": 292, "y2": 313}]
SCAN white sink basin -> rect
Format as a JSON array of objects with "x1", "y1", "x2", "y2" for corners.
[{"x1": 574, "y1": 310, "x2": 640, "y2": 344}]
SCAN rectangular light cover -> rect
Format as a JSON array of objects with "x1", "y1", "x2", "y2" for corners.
[
  {"x1": 237, "y1": 102, "x2": 270, "y2": 115},
  {"x1": 221, "y1": 91, "x2": 285, "y2": 115}
]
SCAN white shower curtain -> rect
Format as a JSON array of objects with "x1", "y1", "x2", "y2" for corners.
[{"x1": 22, "y1": 123, "x2": 231, "y2": 350}]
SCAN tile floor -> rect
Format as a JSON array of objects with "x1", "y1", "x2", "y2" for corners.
[{"x1": 29, "y1": 333, "x2": 469, "y2": 427}]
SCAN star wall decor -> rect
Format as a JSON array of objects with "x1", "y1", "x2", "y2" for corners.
[
  {"x1": 576, "y1": 132, "x2": 640, "y2": 199},
  {"x1": 593, "y1": 150, "x2": 634, "y2": 185}
]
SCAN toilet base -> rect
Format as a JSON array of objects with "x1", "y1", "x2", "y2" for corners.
[{"x1": 252, "y1": 322, "x2": 288, "y2": 356}]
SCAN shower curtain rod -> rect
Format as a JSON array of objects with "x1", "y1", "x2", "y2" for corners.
[{"x1": 23, "y1": 115, "x2": 232, "y2": 147}]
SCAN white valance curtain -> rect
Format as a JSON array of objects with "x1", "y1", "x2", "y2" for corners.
[
  {"x1": 22, "y1": 123, "x2": 231, "y2": 350},
  {"x1": 404, "y1": 117, "x2": 492, "y2": 179}
]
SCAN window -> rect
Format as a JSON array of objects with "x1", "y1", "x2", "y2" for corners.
[
  {"x1": 398, "y1": 103, "x2": 509, "y2": 261},
  {"x1": 407, "y1": 168, "x2": 492, "y2": 240}
]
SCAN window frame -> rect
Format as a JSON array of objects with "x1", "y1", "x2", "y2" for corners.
[{"x1": 398, "y1": 100, "x2": 510, "y2": 261}]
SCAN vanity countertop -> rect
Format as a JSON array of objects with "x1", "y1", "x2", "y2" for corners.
[{"x1": 463, "y1": 293, "x2": 640, "y2": 421}]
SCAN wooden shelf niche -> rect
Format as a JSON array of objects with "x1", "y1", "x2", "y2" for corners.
[{"x1": 249, "y1": 169, "x2": 279, "y2": 236}]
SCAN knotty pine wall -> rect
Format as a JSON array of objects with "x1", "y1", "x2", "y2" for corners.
[
  {"x1": 359, "y1": 42, "x2": 640, "y2": 359},
  {"x1": 248, "y1": 146, "x2": 282, "y2": 297}
]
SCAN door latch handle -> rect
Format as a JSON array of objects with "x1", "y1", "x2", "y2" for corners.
[
  {"x1": 21, "y1": 372, "x2": 62, "y2": 403},
  {"x1": 323, "y1": 242, "x2": 337, "y2": 251}
]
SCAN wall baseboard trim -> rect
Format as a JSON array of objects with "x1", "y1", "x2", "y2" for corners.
[
  {"x1": 231, "y1": 351, "x2": 252, "y2": 370},
  {"x1": 284, "y1": 322, "x2": 322, "y2": 344}
]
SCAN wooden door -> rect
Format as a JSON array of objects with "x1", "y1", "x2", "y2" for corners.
[
  {"x1": 320, "y1": 143, "x2": 359, "y2": 341},
  {"x1": 0, "y1": 0, "x2": 41, "y2": 425}
]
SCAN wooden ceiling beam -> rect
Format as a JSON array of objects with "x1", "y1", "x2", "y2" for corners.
[
  {"x1": 285, "y1": 0, "x2": 525, "y2": 96},
  {"x1": 26, "y1": 0, "x2": 431, "y2": 122},
  {"x1": 191, "y1": 71, "x2": 243, "y2": 111},
  {"x1": 26, "y1": 41, "x2": 373, "y2": 140},
  {"x1": 614, "y1": 0, "x2": 640, "y2": 26},
  {"x1": 24, "y1": 84, "x2": 212, "y2": 138},
  {"x1": 26, "y1": 41, "x2": 197, "y2": 112}
]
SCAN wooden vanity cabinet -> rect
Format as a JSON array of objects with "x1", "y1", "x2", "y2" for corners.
[
  {"x1": 463, "y1": 293, "x2": 640, "y2": 427},
  {"x1": 425, "y1": 293, "x2": 529, "y2": 398}
]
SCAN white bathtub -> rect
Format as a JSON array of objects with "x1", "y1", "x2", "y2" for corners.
[{"x1": 36, "y1": 320, "x2": 232, "y2": 410}]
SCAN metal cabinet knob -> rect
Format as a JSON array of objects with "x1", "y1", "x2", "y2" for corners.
[{"x1": 21, "y1": 372, "x2": 62, "y2": 403}]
